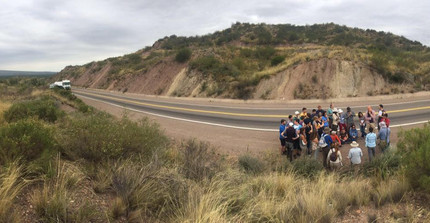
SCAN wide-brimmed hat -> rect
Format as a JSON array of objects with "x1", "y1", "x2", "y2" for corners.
[
  {"x1": 333, "y1": 108, "x2": 339, "y2": 113},
  {"x1": 324, "y1": 127, "x2": 331, "y2": 134},
  {"x1": 288, "y1": 122, "x2": 294, "y2": 126},
  {"x1": 350, "y1": 141, "x2": 359, "y2": 147},
  {"x1": 338, "y1": 109, "x2": 343, "y2": 113},
  {"x1": 295, "y1": 111, "x2": 300, "y2": 115}
]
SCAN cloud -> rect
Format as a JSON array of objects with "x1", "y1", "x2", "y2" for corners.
[{"x1": 0, "y1": 0, "x2": 429, "y2": 71}]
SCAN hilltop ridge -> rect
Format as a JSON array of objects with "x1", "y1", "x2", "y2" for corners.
[{"x1": 55, "y1": 22, "x2": 430, "y2": 99}]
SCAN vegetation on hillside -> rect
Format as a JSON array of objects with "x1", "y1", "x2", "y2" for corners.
[
  {"x1": 0, "y1": 78, "x2": 429, "y2": 222},
  {"x1": 56, "y1": 23, "x2": 430, "y2": 99}
]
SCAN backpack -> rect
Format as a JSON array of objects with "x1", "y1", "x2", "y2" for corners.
[
  {"x1": 329, "y1": 149, "x2": 338, "y2": 162},
  {"x1": 318, "y1": 134, "x2": 327, "y2": 148}
]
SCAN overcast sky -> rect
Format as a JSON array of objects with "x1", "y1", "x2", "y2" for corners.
[{"x1": 1, "y1": 0, "x2": 429, "y2": 71}]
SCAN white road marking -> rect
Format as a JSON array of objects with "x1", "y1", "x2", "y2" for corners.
[{"x1": 77, "y1": 94, "x2": 429, "y2": 132}]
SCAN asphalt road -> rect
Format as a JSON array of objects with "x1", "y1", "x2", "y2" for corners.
[{"x1": 73, "y1": 88, "x2": 430, "y2": 131}]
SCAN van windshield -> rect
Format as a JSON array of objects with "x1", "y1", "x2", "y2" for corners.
[{"x1": 63, "y1": 82, "x2": 70, "y2": 85}]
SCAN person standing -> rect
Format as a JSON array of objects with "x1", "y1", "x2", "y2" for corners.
[
  {"x1": 300, "y1": 107, "x2": 308, "y2": 119},
  {"x1": 378, "y1": 122, "x2": 391, "y2": 153},
  {"x1": 332, "y1": 108, "x2": 339, "y2": 132},
  {"x1": 320, "y1": 127, "x2": 334, "y2": 169},
  {"x1": 297, "y1": 128, "x2": 307, "y2": 159},
  {"x1": 339, "y1": 109, "x2": 346, "y2": 132},
  {"x1": 348, "y1": 141, "x2": 363, "y2": 166},
  {"x1": 316, "y1": 115, "x2": 324, "y2": 138},
  {"x1": 327, "y1": 143, "x2": 343, "y2": 170},
  {"x1": 279, "y1": 119, "x2": 287, "y2": 155},
  {"x1": 358, "y1": 112, "x2": 367, "y2": 138},
  {"x1": 304, "y1": 118, "x2": 313, "y2": 155},
  {"x1": 346, "y1": 107, "x2": 355, "y2": 133},
  {"x1": 377, "y1": 104, "x2": 385, "y2": 130},
  {"x1": 282, "y1": 123, "x2": 299, "y2": 162},
  {"x1": 316, "y1": 105, "x2": 325, "y2": 117},
  {"x1": 365, "y1": 127, "x2": 377, "y2": 162},
  {"x1": 311, "y1": 109, "x2": 317, "y2": 119},
  {"x1": 365, "y1": 106, "x2": 377, "y2": 132},
  {"x1": 380, "y1": 112, "x2": 390, "y2": 128},
  {"x1": 328, "y1": 103, "x2": 334, "y2": 129}
]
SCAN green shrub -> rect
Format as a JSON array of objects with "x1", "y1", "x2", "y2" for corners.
[
  {"x1": 181, "y1": 139, "x2": 223, "y2": 181},
  {"x1": 238, "y1": 154, "x2": 264, "y2": 174},
  {"x1": 291, "y1": 156, "x2": 323, "y2": 178},
  {"x1": 397, "y1": 123, "x2": 430, "y2": 192},
  {"x1": 175, "y1": 48, "x2": 192, "y2": 63},
  {"x1": 0, "y1": 119, "x2": 55, "y2": 164},
  {"x1": 3, "y1": 97, "x2": 64, "y2": 123},
  {"x1": 271, "y1": 55, "x2": 285, "y2": 66},
  {"x1": 361, "y1": 152, "x2": 401, "y2": 180},
  {"x1": 254, "y1": 47, "x2": 276, "y2": 59},
  {"x1": 57, "y1": 113, "x2": 167, "y2": 162}
]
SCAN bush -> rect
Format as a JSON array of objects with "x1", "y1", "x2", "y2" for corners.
[
  {"x1": 0, "y1": 119, "x2": 55, "y2": 164},
  {"x1": 3, "y1": 97, "x2": 64, "y2": 123},
  {"x1": 181, "y1": 139, "x2": 223, "y2": 181},
  {"x1": 175, "y1": 48, "x2": 192, "y2": 63},
  {"x1": 32, "y1": 159, "x2": 96, "y2": 222},
  {"x1": 291, "y1": 157, "x2": 323, "y2": 178},
  {"x1": 57, "y1": 113, "x2": 167, "y2": 162},
  {"x1": 361, "y1": 152, "x2": 401, "y2": 180},
  {"x1": 271, "y1": 55, "x2": 285, "y2": 66},
  {"x1": 397, "y1": 123, "x2": 430, "y2": 192},
  {"x1": 238, "y1": 154, "x2": 264, "y2": 174},
  {"x1": 0, "y1": 162, "x2": 27, "y2": 222},
  {"x1": 111, "y1": 160, "x2": 189, "y2": 221}
]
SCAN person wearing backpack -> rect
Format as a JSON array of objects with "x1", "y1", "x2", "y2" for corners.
[
  {"x1": 327, "y1": 143, "x2": 343, "y2": 170},
  {"x1": 282, "y1": 122, "x2": 299, "y2": 162},
  {"x1": 320, "y1": 127, "x2": 334, "y2": 169}
]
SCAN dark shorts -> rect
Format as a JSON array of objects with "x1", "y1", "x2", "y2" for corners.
[{"x1": 280, "y1": 138, "x2": 286, "y2": 147}]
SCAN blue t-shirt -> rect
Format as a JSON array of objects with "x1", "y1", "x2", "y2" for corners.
[
  {"x1": 324, "y1": 133, "x2": 334, "y2": 147},
  {"x1": 322, "y1": 116, "x2": 329, "y2": 127},
  {"x1": 279, "y1": 124, "x2": 286, "y2": 139}
]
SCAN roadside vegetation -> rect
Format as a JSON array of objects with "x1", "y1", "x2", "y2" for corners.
[
  {"x1": 56, "y1": 22, "x2": 430, "y2": 99},
  {"x1": 0, "y1": 78, "x2": 429, "y2": 222}
]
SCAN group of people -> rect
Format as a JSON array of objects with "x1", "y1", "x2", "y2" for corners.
[{"x1": 278, "y1": 103, "x2": 392, "y2": 169}]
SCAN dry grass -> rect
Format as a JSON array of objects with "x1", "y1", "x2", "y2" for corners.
[
  {"x1": 32, "y1": 157, "x2": 89, "y2": 222},
  {"x1": 0, "y1": 100, "x2": 11, "y2": 124},
  {"x1": 0, "y1": 162, "x2": 26, "y2": 223}
]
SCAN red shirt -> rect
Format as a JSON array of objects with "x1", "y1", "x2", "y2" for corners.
[
  {"x1": 331, "y1": 135, "x2": 341, "y2": 144},
  {"x1": 382, "y1": 117, "x2": 390, "y2": 127}
]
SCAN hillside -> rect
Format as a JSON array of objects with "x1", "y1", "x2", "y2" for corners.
[{"x1": 55, "y1": 23, "x2": 430, "y2": 99}]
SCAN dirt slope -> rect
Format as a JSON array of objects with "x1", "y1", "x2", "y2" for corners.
[{"x1": 255, "y1": 59, "x2": 387, "y2": 99}]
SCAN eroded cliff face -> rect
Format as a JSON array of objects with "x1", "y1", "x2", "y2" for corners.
[
  {"x1": 60, "y1": 58, "x2": 397, "y2": 100},
  {"x1": 254, "y1": 59, "x2": 387, "y2": 100}
]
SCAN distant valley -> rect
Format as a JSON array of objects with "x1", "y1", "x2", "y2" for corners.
[{"x1": 0, "y1": 70, "x2": 57, "y2": 77}]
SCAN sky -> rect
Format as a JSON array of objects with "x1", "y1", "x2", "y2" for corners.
[{"x1": 1, "y1": 0, "x2": 429, "y2": 71}]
